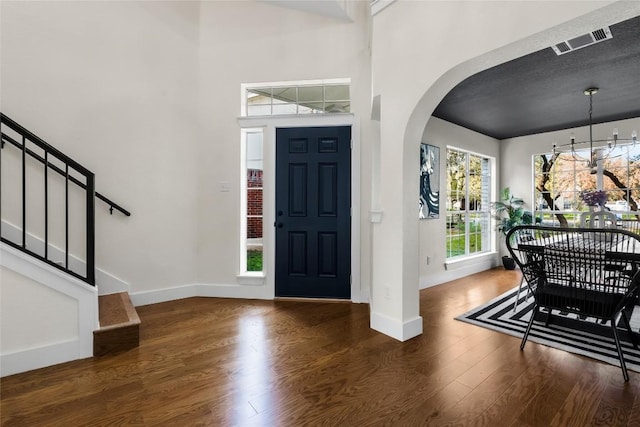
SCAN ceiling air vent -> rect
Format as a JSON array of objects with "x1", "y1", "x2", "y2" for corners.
[{"x1": 551, "y1": 27, "x2": 612, "y2": 56}]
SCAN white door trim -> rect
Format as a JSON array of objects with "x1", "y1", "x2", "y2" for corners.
[{"x1": 237, "y1": 114, "x2": 363, "y2": 303}]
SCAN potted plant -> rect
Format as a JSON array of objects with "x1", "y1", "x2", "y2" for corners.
[{"x1": 491, "y1": 188, "x2": 534, "y2": 270}]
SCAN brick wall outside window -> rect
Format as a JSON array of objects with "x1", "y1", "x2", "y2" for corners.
[{"x1": 247, "y1": 169, "x2": 263, "y2": 239}]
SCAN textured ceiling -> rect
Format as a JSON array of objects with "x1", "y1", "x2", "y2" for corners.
[{"x1": 432, "y1": 15, "x2": 640, "y2": 140}]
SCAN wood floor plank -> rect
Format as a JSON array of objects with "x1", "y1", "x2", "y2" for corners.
[
  {"x1": 588, "y1": 367, "x2": 640, "y2": 427},
  {"x1": 2, "y1": 267, "x2": 638, "y2": 426},
  {"x1": 627, "y1": 391, "x2": 640, "y2": 427},
  {"x1": 550, "y1": 362, "x2": 611, "y2": 427},
  {"x1": 475, "y1": 344, "x2": 561, "y2": 426},
  {"x1": 421, "y1": 339, "x2": 546, "y2": 426},
  {"x1": 515, "y1": 349, "x2": 588, "y2": 426}
]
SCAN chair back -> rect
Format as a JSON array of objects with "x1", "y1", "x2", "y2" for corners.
[
  {"x1": 506, "y1": 225, "x2": 640, "y2": 319},
  {"x1": 579, "y1": 210, "x2": 618, "y2": 228}
]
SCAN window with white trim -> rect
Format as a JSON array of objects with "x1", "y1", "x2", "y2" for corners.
[
  {"x1": 446, "y1": 147, "x2": 493, "y2": 259},
  {"x1": 240, "y1": 129, "x2": 263, "y2": 273},
  {"x1": 534, "y1": 143, "x2": 640, "y2": 226},
  {"x1": 242, "y1": 79, "x2": 350, "y2": 117}
]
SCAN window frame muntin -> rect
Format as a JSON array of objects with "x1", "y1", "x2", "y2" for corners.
[
  {"x1": 241, "y1": 78, "x2": 351, "y2": 117},
  {"x1": 533, "y1": 142, "x2": 640, "y2": 224},
  {"x1": 445, "y1": 146, "x2": 493, "y2": 260}
]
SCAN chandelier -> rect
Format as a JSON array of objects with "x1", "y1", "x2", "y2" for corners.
[{"x1": 552, "y1": 87, "x2": 637, "y2": 173}]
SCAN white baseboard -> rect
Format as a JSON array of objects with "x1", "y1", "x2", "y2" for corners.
[
  {"x1": 95, "y1": 269, "x2": 129, "y2": 295},
  {"x1": 370, "y1": 311, "x2": 423, "y2": 342},
  {"x1": 1, "y1": 219, "x2": 129, "y2": 295},
  {"x1": 0, "y1": 339, "x2": 91, "y2": 377},
  {"x1": 130, "y1": 283, "x2": 272, "y2": 307},
  {"x1": 420, "y1": 255, "x2": 500, "y2": 289}
]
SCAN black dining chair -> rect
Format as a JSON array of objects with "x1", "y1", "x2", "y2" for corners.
[{"x1": 507, "y1": 225, "x2": 640, "y2": 381}]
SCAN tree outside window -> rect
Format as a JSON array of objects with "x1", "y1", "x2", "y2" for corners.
[
  {"x1": 446, "y1": 148, "x2": 492, "y2": 259},
  {"x1": 534, "y1": 144, "x2": 640, "y2": 227}
]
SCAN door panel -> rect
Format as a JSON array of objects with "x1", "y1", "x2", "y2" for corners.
[
  {"x1": 275, "y1": 126, "x2": 351, "y2": 299},
  {"x1": 289, "y1": 164, "x2": 307, "y2": 216}
]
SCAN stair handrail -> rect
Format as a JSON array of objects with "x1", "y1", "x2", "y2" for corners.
[
  {"x1": 0, "y1": 113, "x2": 131, "y2": 285},
  {"x1": 0, "y1": 114, "x2": 130, "y2": 217}
]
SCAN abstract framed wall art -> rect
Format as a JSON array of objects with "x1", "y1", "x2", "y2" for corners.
[{"x1": 419, "y1": 143, "x2": 440, "y2": 219}]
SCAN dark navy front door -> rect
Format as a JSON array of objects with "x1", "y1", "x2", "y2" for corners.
[{"x1": 275, "y1": 126, "x2": 351, "y2": 299}]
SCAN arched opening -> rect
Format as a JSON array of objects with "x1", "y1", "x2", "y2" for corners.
[{"x1": 384, "y1": 2, "x2": 640, "y2": 340}]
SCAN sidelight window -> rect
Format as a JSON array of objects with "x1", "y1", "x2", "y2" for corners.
[{"x1": 241, "y1": 129, "x2": 264, "y2": 273}]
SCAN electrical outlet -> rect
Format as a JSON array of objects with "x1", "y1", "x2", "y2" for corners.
[
  {"x1": 384, "y1": 286, "x2": 391, "y2": 299},
  {"x1": 426, "y1": 256, "x2": 431, "y2": 265}
]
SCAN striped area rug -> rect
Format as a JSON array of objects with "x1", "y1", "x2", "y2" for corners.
[{"x1": 455, "y1": 286, "x2": 640, "y2": 373}]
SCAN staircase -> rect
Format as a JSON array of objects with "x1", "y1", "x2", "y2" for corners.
[
  {"x1": 1, "y1": 113, "x2": 138, "y2": 373},
  {"x1": 94, "y1": 292, "x2": 141, "y2": 356}
]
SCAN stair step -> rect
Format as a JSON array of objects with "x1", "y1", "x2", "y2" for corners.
[{"x1": 94, "y1": 292, "x2": 140, "y2": 357}]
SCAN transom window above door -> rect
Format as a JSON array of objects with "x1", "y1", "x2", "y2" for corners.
[{"x1": 242, "y1": 79, "x2": 350, "y2": 117}]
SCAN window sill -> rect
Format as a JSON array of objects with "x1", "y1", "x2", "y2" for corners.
[
  {"x1": 237, "y1": 273, "x2": 265, "y2": 286},
  {"x1": 445, "y1": 251, "x2": 498, "y2": 270}
]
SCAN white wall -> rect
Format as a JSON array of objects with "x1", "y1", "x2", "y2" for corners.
[
  {"x1": 1, "y1": 1, "x2": 200, "y2": 293},
  {"x1": 0, "y1": 243, "x2": 97, "y2": 376},
  {"x1": 370, "y1": 0, "x2": 635, "y2": 340},
  {"x1": 1, "y1": 267, "x2": 78, "y2": 352},
  {"x1": 3, "y1": 0, "x2": 639, "y2": 350},
  {"x1": 193, "y1": 1, "x2": 372, "y2": 293},
  {"x1": 419, "y1": 117, "x2": 501, "y2": 288},
  {"x1": 418, "y1": 110, "x2": 640, "y2": 290},
  {"x1": 1, "y1": 1, "x2": 373, "y2": 303}
]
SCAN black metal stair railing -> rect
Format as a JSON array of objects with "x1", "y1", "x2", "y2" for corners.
[{"x1": 0, "y1": 113, "x2": 130, "y2": 286}]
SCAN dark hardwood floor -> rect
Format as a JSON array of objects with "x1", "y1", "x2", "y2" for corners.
[{"x1": 2, "y1": 268, "x2": 639, "y2": 426}]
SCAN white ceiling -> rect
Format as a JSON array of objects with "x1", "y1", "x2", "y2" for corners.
[{"x1": 259, "y1": 0, "x2": 353, "y2": 21}]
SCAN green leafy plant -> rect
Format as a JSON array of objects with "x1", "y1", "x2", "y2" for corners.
[{"x1": 491, "y1": 188, "x2": 534, "y2": 238}]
